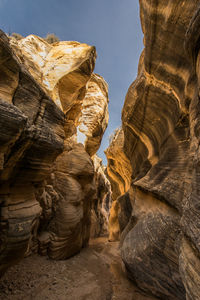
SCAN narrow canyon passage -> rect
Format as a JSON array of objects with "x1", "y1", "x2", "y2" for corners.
[
  {"x1": 2, "y1": 1, "x2": 200, "y2": 299},
  {"x1": 0, "y1": 238, "x2": 155, "y2": 300}
]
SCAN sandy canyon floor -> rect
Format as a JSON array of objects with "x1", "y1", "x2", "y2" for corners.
[{"x1": 0, "y1": 238, "x2": 155, "y2": 300}]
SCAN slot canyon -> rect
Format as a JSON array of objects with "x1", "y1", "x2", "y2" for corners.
[{"x1": 1, "y1": 1, "x2": 200, "y2": 299}]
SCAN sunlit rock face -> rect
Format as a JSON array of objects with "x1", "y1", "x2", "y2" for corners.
[
  {"x1": 106, "y1": 129, "x2": 131, "y2": 200},
  {"x1": 105, "y1": 129, "x2": 132, "y2": 241},
  {"x1": 11, "y1": 35, "x2": 109, "y2": 155},
  {"x1": 90, "y1": 155, "x2": 111, "y2": 238},
  {"x1": 76, "y1": 73, "x2": 110, "y2": 239},
  {"x1": 35, "y1": 73, "x2": 110, "y2": 258},
  {"x1": 106, "y1": 1, "x2": 200, "y2": 299},
  {"x1": 78, "y1": 74, "x2": 109, "y2": 156},
  {"x1": 0, "y1": 30, "x2": 65, "y2": 276},
  {"x1": 0, "y1": 31, "x2": 109, "y2": 273},
  {"x1": 10, "y1": 35, "x2": 96, "y2": 138}
]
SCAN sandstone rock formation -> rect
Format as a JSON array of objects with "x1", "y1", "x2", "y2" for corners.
[
  {"x1": 105, "y1": 128, "x2": 132, "y2": 241},
  {"x1": 0, "y1": 30, "x2": 65, "y2": 276},
  {"x1": 78, "y1": 73, "x2": 109, "y2": 156},
  {"x1": 0, "y1": 31, "x2": 109, "y2": 275},
  {"x1": 107, "y1": 1, "x2": 200, "y2": 299},
  {"x1": 36, "y1": 141, "x2": 96, "y2": 259},
  {"x1": 90, "y1": 155, "x2": 111, "y2": 238},
  {"x1": 10, "y1": 35, "x2": 96, "y2": 138},
  {"x1": 35, "y1": 146, "x2": 111, "y2": 261}
]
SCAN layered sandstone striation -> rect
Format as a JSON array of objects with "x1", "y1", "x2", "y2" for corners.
[
  {"x1": 0, "y1": 30, "x2": 65, "y2": 276},
  {"x1": 78, "y1": 73, "x2": 109, "y2": 156},
  {"x1": 90, "y1": 155, "x2": 111, "y2": 238},
  {"x1": 36, "y1": 141, "x2": 96, "y2": 259},
  {"x1": 0, "y1": 31, "x2": 109, "y2": 274},
  {"x1": 107, "y1": 1, "x2": 200, "y2": 299},
  {"x1": 105, "y1": 129, "x2": 132, "y2": 241},
  {"x1": 10, "y1": 35, "x2": 96, "y2": 137}
]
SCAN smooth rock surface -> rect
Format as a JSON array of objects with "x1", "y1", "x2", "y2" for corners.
[
  {"x1": 90, "y1": 155, "x2": 111, "y2": 238},
  {"x1": 105, "y1": 129, "x2": 132, "y2": 241},
  {"x1": 36, "y1": 142, "x2": 96, "y2": 259},
  {"x1": 78, "y1": 73, "x2": 109, "y2": 156},
  {"x1": 11, "y1": 35, "x2": 96, "y2": 138},
  {"x1": 0, "y1": 31, "x2": 109, "y2": 275},
  {"x1": 107, "y1": 1, "x2": 200, "y2": 299},
  {"x1": 0, "y1": 30, "x2": 65, "y2": 276}
]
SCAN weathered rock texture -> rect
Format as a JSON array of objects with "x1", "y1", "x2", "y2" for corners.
[
  {"x1": 10, "y1": 35, "x2": 96, "y2": 138},
  {"x1": 0, "y1": 30, "x2": 65, "y2": 276},
  {"x1": 107, "y1": 1, "x2": 200, "y2": 300},
  {"x1": 35, "y1": 141, "x2": 96, "y2": 259},
  {"x1": 78, "y1": 73, "x2": 109, "y2": 156},
  {"x1": 0, "y1": 31, "x2": 109, "y2": 275},
  {"x1": 90, "y1": 155, "x2": 111, "y2": 238},
  {"x1": 105, "y1": 129, "x2": 132, "y2": 241}
]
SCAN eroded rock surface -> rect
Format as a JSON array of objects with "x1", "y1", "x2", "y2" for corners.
[
  {"x1": 90, "y1": 156, "x2": 111, "y2": 238},
  {"x1": 107, "y1": 1, "x2": 200, "y2": 299},
  {"x1": 35, "y1": 142, "x2": 95, "y2": 259},
  {"x1": 78, "y1": 73, "x2": 109, "y2": 156},
  {"x1": 10, "y1": 35, "x2": 96, "y2": 138},
  {"x1": 0, "y1": 30, "x2": 65, "y2": 276},
  {"x1": 105, "y1": 129, "x2": 132, "y2": 241},
  {"x1": 0, "y1": 31, "x2": 109, "y2": 275}
]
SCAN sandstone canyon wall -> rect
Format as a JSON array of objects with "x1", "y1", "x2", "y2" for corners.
[
  {"x1": 105, "y1": 129, "x2": 132, "y2": 241},
  {"x1": 0, "y1": 31, "x2": 110, "y2": 275},
  {"x1": 107, "y1": 1, "x2": 200, "y2": 300}
]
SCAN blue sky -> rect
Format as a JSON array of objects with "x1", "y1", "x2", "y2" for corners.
[{"x1": 0, "y1": 0, "x2": 143, "y2": 164}]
